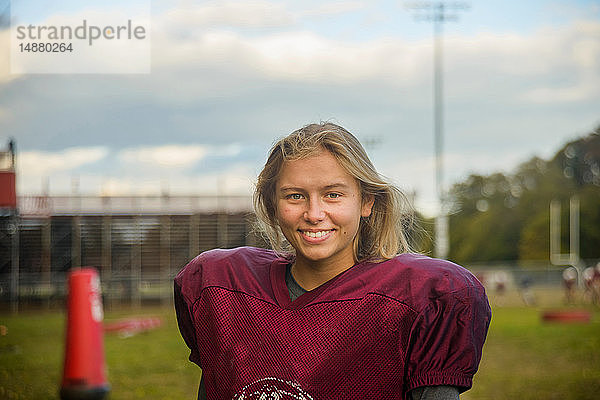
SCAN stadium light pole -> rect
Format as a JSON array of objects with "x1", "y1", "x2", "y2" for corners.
[{"x1": 405, "y1": 1, "x2": 470, "y2": 259}]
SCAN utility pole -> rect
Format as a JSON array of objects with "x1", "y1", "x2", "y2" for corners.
[{"x1": 405, "y1": 1, "x2": 470, "y2": 259}]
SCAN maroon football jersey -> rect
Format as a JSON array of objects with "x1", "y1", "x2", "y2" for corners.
[{"x1": 174, "y1": 247, "x2": 491, "y2": 400}]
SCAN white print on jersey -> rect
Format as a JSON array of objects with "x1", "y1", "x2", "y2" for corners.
[{"x1": 233, "y1": 377, "x2": 314, "y2": 400}]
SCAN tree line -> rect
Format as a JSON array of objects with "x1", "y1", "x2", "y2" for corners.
[{"x1": 419, "y1": 125, "x2": 600, "y2": 264}]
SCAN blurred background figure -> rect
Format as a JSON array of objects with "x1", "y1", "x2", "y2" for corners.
[
  {"x1": 587, "y1": 263, "x2": 600, "y2": 306},
  {"x1": 595, "y1": 264, "x2": 600, "y2": 306},
  {"x1": 583, "y1": 266, "x2": 595, "y2": 304},
  {"x1": 518, "y1": 275, "x2": 536, "y2": 307},
  {"x1": 562, "y1": 267, "x2": 577, "y2": 304},
  {"x1": 493, "y1": 271, "x2": 508, "y2": 306},
  {"x1": 581, "y1": 264, "x2": 600, "y2": 306}
]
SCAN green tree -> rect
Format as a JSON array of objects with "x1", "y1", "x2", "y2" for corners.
[{"x1": 447, "y1": 126, "x2": 600, "y2": 264}]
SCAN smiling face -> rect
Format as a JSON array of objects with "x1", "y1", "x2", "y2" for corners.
[{"x1": 275, "y1": 149, "x2": 374, "y2": 274}]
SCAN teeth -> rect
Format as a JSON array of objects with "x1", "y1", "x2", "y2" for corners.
[{"x1": 303, "y1": 230, "x2": 330, "y2": 238}]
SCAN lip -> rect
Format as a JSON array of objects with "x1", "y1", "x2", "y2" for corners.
[{"x1": 298, "y1": 229, "x2": 335, "y2": 243}]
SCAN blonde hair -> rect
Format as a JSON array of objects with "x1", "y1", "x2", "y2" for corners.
[{"x1": 254, "y1": 122, "x2": 416, "y2": 262}]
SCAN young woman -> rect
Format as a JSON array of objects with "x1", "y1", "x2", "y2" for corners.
[{"x1": 174, "y1": 123, "x2": 491, "y2": 400}]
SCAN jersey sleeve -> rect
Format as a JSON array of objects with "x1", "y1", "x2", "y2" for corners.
[
  {"x1": 174, "y1": 270, "x2": 202, "y2": 367},
  {"x1": 405, "y1": 284, "x2": 491, "y2": 393}
]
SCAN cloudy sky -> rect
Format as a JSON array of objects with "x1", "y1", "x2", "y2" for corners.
[{"x1": 0, "y1": 0, "x2": 598, "y2": 216}]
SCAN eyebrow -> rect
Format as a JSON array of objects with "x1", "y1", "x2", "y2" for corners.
[{"x1": 279, "y1": 183, "x2": 351, "y2": 192}]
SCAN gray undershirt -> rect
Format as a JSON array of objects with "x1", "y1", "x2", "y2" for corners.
[{"x1": 285, "y1": 263, "x2": 308, "y2": 301}]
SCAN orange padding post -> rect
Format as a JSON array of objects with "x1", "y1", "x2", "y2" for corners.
[{"x1": 60, "y1": 268, "x2": 110, "y2": 400}]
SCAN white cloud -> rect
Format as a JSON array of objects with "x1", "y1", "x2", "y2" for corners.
[
  {"x1": 16, "y1": 147, "x2": 109, "y2": 195},
  {"x1": 150, "y1": 27, "x2": 427, "y2": 88},
  {"x1": 445, "y1": 21, "x2": 600, "y2": 104},
  {"x1": 99, "y1": 176, "x2": 163, "y2": 196},
  {"x1": 96, "y1": 163, "x2": 255, "y2": 197},
  {"x1": 519, "y1": 24, "x2": 599, "y2": 103},
  {"x1": 210, "y1": 143, "x2": 243, "y2": 157},
  {"x1": 218, "y1": 163, "x2": 256, "y2": 194},
  {"x1": 520, "y1": 80, "x2": 598, "y2": 104},
  {"x1": 117, "y1": 143, "x2": 242, "y2": 169},
  {"x1": 0, "y1": 28, "x2": 20, "y2": 84},
  {"x1": 162, "y1": 0, "x2": 293, "y2": 29},
  {"x1": 17, "y1": 146, "x2": 108, "y2": 176},
  {"x1": 148, "y1": 8, "x2": 600, "y2": 103},
  {"x1": 13, "y1": 143, "x2": 248, "y2": 196},
  {"x1": 119, "y1": 144, "x2": 208, "y2": 168},
  {"x1": 246, "y1": 32, "x2": 420, "y2": 83},
  {"x1": 300, "y1": 1, "x2": 367, "y2": 17}
]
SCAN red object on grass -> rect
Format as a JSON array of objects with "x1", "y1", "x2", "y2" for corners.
[
  {"x1": 104, "y1": 317, "x2": 162, "y2": 336},
  {"x1": 60, "y1": 268, "x2": 110, "y2": 400},
  {"x1": 541, "y1": 310, "x2": 591, "y2": 323}
]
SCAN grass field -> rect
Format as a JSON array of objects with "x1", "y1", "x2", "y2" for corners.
[{"x1": 0, "y1": 287, "x2": 599, "y2": 399}]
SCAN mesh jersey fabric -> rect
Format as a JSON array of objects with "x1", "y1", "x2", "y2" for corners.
[
  {"x1": 280, "y1": 264, "x2": 459, "y2": 400},
  {"x1": 174, "y1": 246, "x2": 491, "y2": 400}
]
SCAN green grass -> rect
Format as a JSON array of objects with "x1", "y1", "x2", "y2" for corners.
[
  {"x1": 463, "y1": 306, "x2": 600, "y2": 400},
  {"x1": 0, "y1": 308, "x2": 199, "y2": 400},
  {"x1": 0, "y1": 289, "x2": 599, "y2": 399}
]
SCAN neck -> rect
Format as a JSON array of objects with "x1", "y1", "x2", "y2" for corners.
[{"x1": 292, "y1": 255, "x2": 356, "y2": 291}]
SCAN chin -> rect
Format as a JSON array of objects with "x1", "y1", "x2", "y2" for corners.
[{"x1": 298, "y1": 249, "x2": 335, "y2": 262}]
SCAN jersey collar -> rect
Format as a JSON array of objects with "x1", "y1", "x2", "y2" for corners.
[{"x1": 270, "y1": 257, "x2": 363, "y2": 310}]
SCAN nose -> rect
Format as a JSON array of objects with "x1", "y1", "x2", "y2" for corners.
[{"x1": 304, "y1": 198, "x2": 325, "y2": 224}]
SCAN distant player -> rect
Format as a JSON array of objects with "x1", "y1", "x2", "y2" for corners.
[
  {"x1": 583, "y1": 266, "x2": 596, "y2": 304},
  {"x1": 174, "y1": 123, "x2": 491, "y2": 400},
  {"x1": 562, "y1": 267, "x2": 577, "y2": 304},
  {"x1": 584, "y1": 263, "x2": 600, "y2": 306},
  {"x1": 518, "y1": 275, "x2": 536, "y2": 307}
]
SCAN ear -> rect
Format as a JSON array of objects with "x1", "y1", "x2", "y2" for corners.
[{"x1": 361, "y1": 194, "x2": 375, "y2": 218}]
